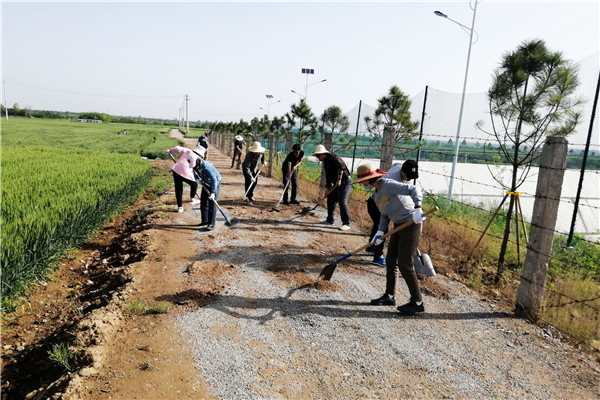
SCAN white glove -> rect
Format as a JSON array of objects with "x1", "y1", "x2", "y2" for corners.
[
  {"x1": 371, "y1": 230, "x2": 385, "y2": 245},
  {"x1": 209, "y1": 193, "x2": 216, "y2": 201},
  {"x1": 412, "y1": 209, "x2": 426, "y2": 224},
  {"x1": 165, "y1": 149, "x2": 170, "y2": 155}
]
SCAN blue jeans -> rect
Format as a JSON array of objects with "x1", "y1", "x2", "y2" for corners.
[
  {"x1": 282, "y1": 169, "x2": 298, "y2": 202},
  {"x1": 200, "y1": 183, "x2": 221, "y2": 226},
  {"x1": 326, "y1": 177, "x2": 351, "y2": 225}
]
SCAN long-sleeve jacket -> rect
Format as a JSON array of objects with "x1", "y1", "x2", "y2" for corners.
[
  {"x1": 372, "y1": 178, "x2": 422, "y2": 229},
  {"x1": 194, "y1": 159, "x2": 221, "y2": 195},
  {"x1": 168, "y1": 146, "x2": 200, "y2": 182},
  {"x1": 242, "y1": 152, "x2": 265, "y2": 177},
  {"x1": 322, "y1": 153, "x2": 350, "y2": 189}
]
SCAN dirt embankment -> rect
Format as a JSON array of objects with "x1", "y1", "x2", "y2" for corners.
[{"x1": 2, "y1": 130, "x2": 599, "y2": 399}]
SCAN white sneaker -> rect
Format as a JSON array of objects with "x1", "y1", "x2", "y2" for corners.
[
  {"x1": 191, "y1": 198, "x2": 201, "y2": 205},
  {"x1": 340, "y1": 224, "x2": 351, "y2": 231},
  {"x1": 178, "y1": 207, "x2": 184, "y2": 213}
]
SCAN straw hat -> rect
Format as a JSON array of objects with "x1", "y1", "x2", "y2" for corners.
[
  {"x1": 248, "y1": 141, "x2": 266, "y2": 153},
  {"x1": 312, "y1": 144, "x2": 330, "y2": 156},
  {"x1": 351, "y1": 163, "x2": 387, "y2": 184},
  {"x1": 235, "y1": 135, "x2": 243, "y2": 141}
]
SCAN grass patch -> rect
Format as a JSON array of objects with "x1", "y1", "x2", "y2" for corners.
[
  {"x1": 48, "y1": 342, "x2": 80, "y2": 372},
  {"x1": 125, "y1": 299, "x2": 171, "y2": 315}
]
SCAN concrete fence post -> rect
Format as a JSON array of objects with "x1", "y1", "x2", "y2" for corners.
[{"x1": 515, "y1": 136, "x2": 568, "y2": 321}]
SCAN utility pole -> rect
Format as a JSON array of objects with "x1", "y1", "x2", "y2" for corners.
[
  {"x1": 185, "y1": 94, "x2": 190, "y2": 133},
  {"x1": 3, "y1": 80, "x2": 8, "y2": 121}
]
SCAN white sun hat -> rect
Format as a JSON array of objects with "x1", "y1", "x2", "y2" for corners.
[
  {"x1": 312, "y1": 144, "x2": 330, "y2": 156},
  {"x1": 248, "y1": 141, "x2": 266, "y2": 153}
]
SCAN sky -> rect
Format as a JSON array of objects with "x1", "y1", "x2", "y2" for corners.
[{"x1": 2, "y1": 0, "x2": 599, "y2": 144}]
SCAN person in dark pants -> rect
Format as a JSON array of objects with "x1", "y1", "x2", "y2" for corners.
[
  {"x1": 352, "y1": 163, "x2": 426, "y2": 315},
  {"x1": 281, "y1": 144, "x2": 304, "y2": 205},
  {"x1": 166, "y1": 146, "x2": 201, "y2": 213},
  {"x1": 365, "y1": 160, "x2": 417, "y2": 267},
  {"x1": 193, "y1": 147, "x2": 221, "y2": 231},
  {"x1": 242, "y1": 141, "x2": 266, "y2": 205},
  {"x1": 231, "y1": 131, "x2": 245, "y2": 169},
  {"x1": 197, "y1": 134, "x2": 209, "y2": 160},
  {"x1": 312, "y1": 144, "x2": 351, "y2": 231}
]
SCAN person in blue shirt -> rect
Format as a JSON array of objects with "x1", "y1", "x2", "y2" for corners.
[{"x1": 193, "y1": 147, "x2": 222, "y2": 231}]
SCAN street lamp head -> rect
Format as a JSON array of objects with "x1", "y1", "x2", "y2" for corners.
[{"x1": 434, "y1": 10, "x2": 447, "y2": 18}]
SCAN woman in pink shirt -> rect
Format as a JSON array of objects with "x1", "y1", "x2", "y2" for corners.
[{"x1": 166, "y1": 146, "x2": 201, "y2": 213}]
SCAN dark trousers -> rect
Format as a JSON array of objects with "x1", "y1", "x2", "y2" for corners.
[
  {"x1": 200, "y1": 184, "x2": 220, "y2": 226},
  {"x1": 173, "y1": 171, "x2": 198, "y2": 208},
  {"x1": 326, "y1": 177, "x2": 351, "y2": 225},
  {"x1": 244, "y1": 171, "x2": 258, "y2": 199},
  {"x1": 282, "y1": 169, "x2": 298, "y2": 202},
  {"x1": 385, "y1": 223, "x2": 422, "y2": 302},
  {"x1": 231, "y1": 149, "x2": 242, "y2": 168},
  {"x1": 366, "y1": 196, "x2": 386, "y2": 258}
]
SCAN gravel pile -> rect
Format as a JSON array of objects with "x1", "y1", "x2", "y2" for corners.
[{"x1": 176, "y1": 209, "x2": 600, "y2": 400}]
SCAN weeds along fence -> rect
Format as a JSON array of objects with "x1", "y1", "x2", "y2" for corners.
[
  {"x1": 0, "y1": 118, "x2": 176, "y2": 309},
  {"x1": 209, "y1": 131, "x2": 600, "y2": 347}
]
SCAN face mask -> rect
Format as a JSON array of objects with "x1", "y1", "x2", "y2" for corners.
[{"x1": 361, "y1": 183, "x2": 371, "y2": 189}]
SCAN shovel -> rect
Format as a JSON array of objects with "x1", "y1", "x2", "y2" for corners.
[
  {"x1": 169, "y1": 153, "x2": 239, "y2": 227},
  {"x1": 199, "y1": 184, "x2": 240, "y2": 227},
  {"x1": 271, "y1": 162, "x2": 302, "y2": 212},
  {"x1": 318, "y1": 207, "x2": 438, "y2": 281},
  {"x1": 243, "y1": 168, "x2": 262, "y2": 200}
]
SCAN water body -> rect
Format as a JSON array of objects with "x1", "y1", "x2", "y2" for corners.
[{"x1": 309, "y1": 155, "x2": 600, "y2": 243}]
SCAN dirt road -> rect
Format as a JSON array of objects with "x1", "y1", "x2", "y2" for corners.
[{"x1": 4, "y1": 130, "x2": 599, "y2": 399}]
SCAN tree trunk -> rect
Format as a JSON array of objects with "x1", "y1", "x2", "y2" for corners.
[
  {"x1": 286, "y1": 131, "x2": 294, "y2": 153},
  {"x1": 324, "y1": 132, "x2": 333, "y2": 152},
  {"x1": 497, "y1": 143, "x2": 522, "y2": 274},
  {"x1": 380, "y1": 125, "x2": 395, "y2": 171}
]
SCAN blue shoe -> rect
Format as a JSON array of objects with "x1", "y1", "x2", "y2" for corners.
[{"x1": 371, "y1": 256, "x2": 386, "y2": 267}]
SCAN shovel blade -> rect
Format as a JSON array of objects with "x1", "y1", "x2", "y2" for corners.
[
  {"x1": 318, "y1": 263, "x2": 337, "y2": 281},
  {"x1": 225, "y1": 218, "x2": 240, "y2": 227}
]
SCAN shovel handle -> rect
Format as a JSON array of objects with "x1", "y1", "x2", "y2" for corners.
[{"x1": 346, "y1": 206, "x2": 439, "y2": 258}]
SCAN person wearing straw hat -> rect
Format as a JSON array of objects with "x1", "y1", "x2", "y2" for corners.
[
  {"x1": 365, "y1": 160, "x2": 419, "y2": 267},
  {"x1": 231, "y1": 131, "x2": 246, "y2": 169},
  {"x1": 193, "y1": 147, "x2": 222, "y2": 231},
  {"x1": 312, "y1": 144, "x2": 352, "y2": 231},
  {"x1": 352, "y1": 162, "x2": 426, "y2": 315},
  {"x1": 242, "y1": 141, "x2": 267, "y2": 205},
  {"x1": 281, "y1": 144, "x2": 304, "y2": 205},
  {"x1": 166, "y1": 145, "x2": 201, "y2": 213}
]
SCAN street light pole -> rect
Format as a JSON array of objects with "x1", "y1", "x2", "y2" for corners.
[
  {"x1": 435, "y1": 0, "x2": 479, "y2": 202},
  {"x1": 264, "y1": 94, "x2": 281, "y2": 117}
]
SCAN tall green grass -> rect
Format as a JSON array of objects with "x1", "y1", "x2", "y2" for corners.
[{"x1": 1, "y1": 118, "x2": 177, "y2": 309}]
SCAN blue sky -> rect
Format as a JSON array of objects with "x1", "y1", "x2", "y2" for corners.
[{"x1": 2, "y1": 0, "x2": 599, "y2": 136}]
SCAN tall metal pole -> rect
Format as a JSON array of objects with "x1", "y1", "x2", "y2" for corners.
[
  {"x1": 351, "y1": 100, "x2": 362, "y2": 173},
  {"x1": 185, "y1": 94, "x2": 189, "y2": 133},
  {"x1": 445, "y1": 0, "x2": 479, "y2": 202},
  {"x1": 567, "y1": 71, "x2": 600, "y2": 247},
  {"x1": 415, "y1": 86, "x2": 429, "y2": 184},
  {"x1": 3, "y1": 81, "x2": 8, "y2": 121}
]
